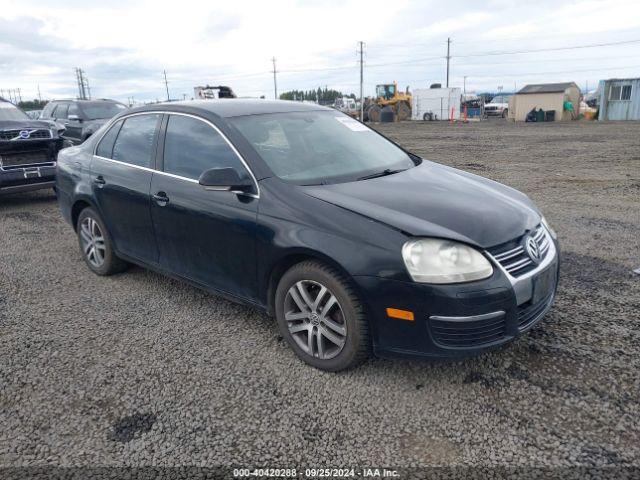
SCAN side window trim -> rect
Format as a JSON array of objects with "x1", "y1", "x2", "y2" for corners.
[{"x1": 92, "y1": 111, "x2": 259, "y2": 197}]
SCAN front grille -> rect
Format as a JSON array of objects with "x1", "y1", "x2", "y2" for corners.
[
  {"x1": 0, "y1": 150, "x2": 52, "y2": 167},
  {"x1": 488, "y1": 225, "x2": 550, "y2": 277},
  {"x1": 517, "y1": 291, "x2": 554, "y2": 331},
  {"x1": 430, "y1": 314, "x2": 507, "y2": 348},
  {"x1": 0, "y1": 129, "x2": 52, "y2": 140}
]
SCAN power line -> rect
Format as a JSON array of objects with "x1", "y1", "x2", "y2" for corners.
[
  {"x1": 457, "y1": 63, "x2": 640, "y2": 79},
  {"x1": 455, "y1": 38, "x2": 640, "y2": 58}
]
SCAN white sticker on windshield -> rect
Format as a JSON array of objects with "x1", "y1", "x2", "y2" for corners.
[{"x1": 335, "y1": 116, "x2": 369, "y2": 132}]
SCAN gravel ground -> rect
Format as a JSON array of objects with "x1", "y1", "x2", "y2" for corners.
[{"x1": 0, "y1": 120, "x2": 639, "y2": 473}]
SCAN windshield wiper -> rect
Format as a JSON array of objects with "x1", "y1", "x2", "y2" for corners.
[{"x1": 357, "y1": 168, "x2": 406, "y2": 181}]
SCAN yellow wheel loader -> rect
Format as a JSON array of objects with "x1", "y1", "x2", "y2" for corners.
[{"x1": 366, "y1": 82, "x2": 412, "y2": 122}]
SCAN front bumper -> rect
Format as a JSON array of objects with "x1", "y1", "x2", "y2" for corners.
[
  {"x1": 354, "y1": 237, "x2": 560, "y2": 359},
  {"x1": 0, "y1": 164, "x2": 56, "y2": 195}
]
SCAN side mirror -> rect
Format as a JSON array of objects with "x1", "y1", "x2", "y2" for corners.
[
  {"x1": 68, "y1": 114, "x2": 82, "y2": 122},
  {"x1": 198, "y1": 167, "x2": 254, "y2": 194}
]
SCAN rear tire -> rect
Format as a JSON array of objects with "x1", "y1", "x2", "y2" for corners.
[
  {"x1": 396, "y1": 101, "x2": 411, "y2": 121},
  {"x1": 275, "y1": 261, "x2": 371, "y2": 371},
  {"x1": 77, "y1": 207, "x2": 128, "y2": 276}
]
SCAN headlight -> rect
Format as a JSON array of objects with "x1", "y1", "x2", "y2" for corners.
[
  {"x1": 541, "y1": 216, "x2": 557, "y2": 239},
  {"x1": 402, "y1": 238, "x2": 493, "y2": 284}
]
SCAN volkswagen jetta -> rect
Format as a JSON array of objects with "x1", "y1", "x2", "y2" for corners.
[{"x1": 56, "y1": 100, "x2": 559, "y2": 371}]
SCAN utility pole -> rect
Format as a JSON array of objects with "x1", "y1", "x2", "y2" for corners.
[
  {"x1": 163, "y1": 70, "x2": 170, "y2": 101},
  {"x1": 271, "y1": 57, "x2": 278, "y2": 99},
  {"x1": 446, "y1": 37, "x2": 451, "y2": 88},
  {"x1": 358, "y1": 41, "x2": 365, "y2": 121},
  {"x1": 37, "y1": 84, "x2": 42, "y2": 102},
  {"x1": 463, "y1": 76, "x2": 467, "y2": 97},
  {"x1": 17, "y1": 88, "x2": 22, "y2": 103},
  {"x1": 75, "y1": 68, "x2": 89, "y2": 100}
]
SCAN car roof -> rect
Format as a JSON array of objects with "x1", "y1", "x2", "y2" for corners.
[
  {"x1": 133, "y1": 99, "x2": 331, "y2": 118},
  {"x1": 50, "y1": 99, "x2": 122, "y2": 104}
]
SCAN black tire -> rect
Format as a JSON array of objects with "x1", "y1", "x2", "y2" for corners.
[
  {"x1": 502, "y1": 109, "x2": 508, "y2": 118},
  {"x1": 396, "y1": 101, "x2": 411, "y2": 121},
  {"x1": 76, "y1": 207, "x2": 128, "y2": 276},
  {"x1": 367, "y1": 104, "x2": 381, "y2": 123},
  {"x1": 275, "y1": 260, "x2": 371, "y2": 371}
]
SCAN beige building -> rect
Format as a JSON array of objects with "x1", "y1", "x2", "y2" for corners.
[{"x1": 508, "y1": 82, "x2": 581, "y2": 121}]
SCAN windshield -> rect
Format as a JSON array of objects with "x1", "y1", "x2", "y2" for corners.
[
  {"x1": 490, "y1": 95, "x2": 510, "y2": 104},
  {"x1": 376, "y1": 84, "x2": 396, "y2": 100},
  {"x1": 0, "y1": 102, "x2": 30, "y2": 121},
  {"x1": 230, "y1": 111, "x2": 416, "y2": 185},
  {"x1": 79, "y1": 102, "x2": 126, "y2": 120}
]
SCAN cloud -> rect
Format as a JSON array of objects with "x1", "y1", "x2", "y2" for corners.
[{"x1": 1, "y1": 0, "x2": 639, "y2": 101}]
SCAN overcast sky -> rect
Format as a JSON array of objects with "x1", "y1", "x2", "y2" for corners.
[{"x1": 1, "y1": 0, "x2": 640, "y2": 104}]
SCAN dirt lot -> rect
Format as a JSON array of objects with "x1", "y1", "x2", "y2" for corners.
[{"x1": 1, "y1": 120, "x2": 639, "y2": 472}]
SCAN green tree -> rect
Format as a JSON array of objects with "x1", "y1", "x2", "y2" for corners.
[{"x1": 18, "y1": 99, "x2": 48, "y2": 111}]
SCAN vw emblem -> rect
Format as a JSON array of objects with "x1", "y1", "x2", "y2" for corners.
[
  {"x1": 19, "y1": 130, "x2": 30, "y2": 139},
  {"x1": 524, "y1": 235, "x2": 541, "y2": 263}
]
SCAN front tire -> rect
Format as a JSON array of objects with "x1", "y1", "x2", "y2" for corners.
[
  {"x1": 275, "y1": 261, "x2": 371, "y2": 371},
  {"x1": 77, "y1": 207, "x2": 128, "y2": 276},
  {"x1": 367, "y1": 105, "x2": 381, "y2": 123}
]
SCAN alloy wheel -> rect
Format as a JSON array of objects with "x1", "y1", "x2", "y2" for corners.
[
  {"x1": 284, "y1": 280, "x2": 347, "y2": 360},
  {"x1": 79, "y1": 217, "x2": 106, "y2": 268}
]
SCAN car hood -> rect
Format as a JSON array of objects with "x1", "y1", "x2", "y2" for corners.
[
  {"x1": 301, "y1": 161, "x2": 540, "y2": 248},
  {"x1": 0, "y1": 120, "x2": 53, "y2": 130}
]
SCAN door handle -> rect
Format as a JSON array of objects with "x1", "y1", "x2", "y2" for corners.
[
  {"x1": 93, "y1": 176, "x2": 106, "y2": 186},
  {"x1": 152, "y1": 192, "x2": 170, "y2": 205}
]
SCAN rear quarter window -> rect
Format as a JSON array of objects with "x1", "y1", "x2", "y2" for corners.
[{"x1": 96, "y1": 120, "x2": 123, "y2": 158}]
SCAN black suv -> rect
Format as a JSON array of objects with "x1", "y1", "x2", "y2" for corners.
[
  {"x1": 41, "y1": 99, "x2": 127, "y2": 145},
  {"x1": 0, "y1": 98, "x2": 65, "y2": 195}
]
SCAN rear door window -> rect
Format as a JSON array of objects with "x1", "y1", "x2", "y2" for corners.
[
  {"x1": 112, "y1": 114, "x2": 161, "y2": 168},
  {"x1": 163, "y1": 114, "x2": 247, "y2": 180}
]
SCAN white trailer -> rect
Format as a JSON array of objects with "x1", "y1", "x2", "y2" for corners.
[{"x1": 411, "y1": 87, "x2": 462, "y2": 121}]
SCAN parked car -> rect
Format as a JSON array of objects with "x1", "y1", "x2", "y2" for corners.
[
  {"x1": 484, "y1": 95, "x2": 511, "y2": 118},
  {"x1": 56, "y1": 100, "x2": 560, "y2": 371},
  {"x1": 25, "y1": 109, "x2": 43, "y2": 119},
  {"x1": 41, "y1": 99, "x2": 126, "y2": 145},
  {"x1": 0, "y1": 98, "x2": 65, "y2": 195}
]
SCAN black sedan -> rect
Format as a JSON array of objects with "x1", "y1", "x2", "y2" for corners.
[{"x1": 56, "y1": 100, "x2": 559, "y2": 371}]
